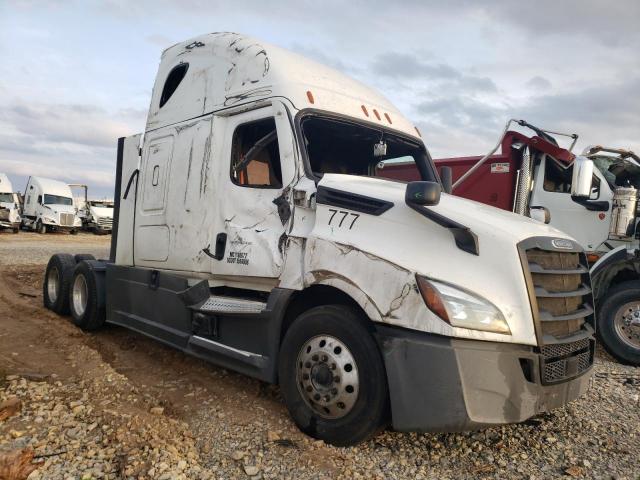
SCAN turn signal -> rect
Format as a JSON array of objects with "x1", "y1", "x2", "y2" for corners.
[{"x1": 416, "y1": 275, "x2": 449, "y2": 322}]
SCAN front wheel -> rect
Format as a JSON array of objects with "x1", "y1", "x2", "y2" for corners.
[
  {"x1": 598, "y1": 281, "x2": 640, "y2": 365},
  {"x1": 278, "y1": 305, "x2": 388, "y2": 446},
  {"x1": 36, "y1": 220, "x2": 46, "y2": 234}
]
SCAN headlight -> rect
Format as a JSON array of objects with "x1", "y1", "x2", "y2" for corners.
[
  {"x1": 416, "y1": 275, "x2": 511, "y2": 334},
  {"x1": 44, "y1": 216, "x2": 57, "y2": 224}
]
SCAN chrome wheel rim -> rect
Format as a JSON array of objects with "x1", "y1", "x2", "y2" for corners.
[
  {"x1": 296, "y1": 335, "x2": 359, "y2": 419},
  {"x1": 614, "y1": 302, "x2": 640, "y2": 349},
  {"x1": 72, "y1": 274, "x2": 88, "y2": 316},
  {"x1": 47, "y1": 267, "x2": 59, "y2": 303}
]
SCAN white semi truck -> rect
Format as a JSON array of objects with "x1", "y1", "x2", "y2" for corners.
[
  {"x1": 43, "y1": 33, "x2": 595, "y2": 446},
  {"x1": 0, "y1": 173, "x2": 21, "y2": 233},
  {"x1": 70, "y1": 184, "x2": 114, "y2": 234},
  {"x1": 22, "y1": 176, "x2": 82, "y2": 234}
]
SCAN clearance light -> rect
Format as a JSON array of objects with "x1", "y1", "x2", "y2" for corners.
[
  {"x1": 306, "y1": 90, "x2": 315, "y2": 104},
  {"x1": 361, "y1": 105, "x2": 369, "y2": 117},
  {"x1": 384, "y1": 113, "x2": 392, "y2": 124},
  {"x1": 586, "y1": 253, "x2": 601, "y2": 265},
  {"x1": 416, "y1": 275, "x2": 511, "y2": 334},
  {"x1": 414, "y1": 126, "x2": 422, "y2": 137},
  {"x1": 373, "y1": 109, "x2": 381, "y2": 120}
]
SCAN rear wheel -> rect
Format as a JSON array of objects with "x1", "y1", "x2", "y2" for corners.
[
  {"x1": 74, "y1": 254, "x2": 95, "y2": 263},
  {"x1": 278, "y1": 305, "x2": 388, "y2": 446},
  {"x1": 43, "y1": 253, "x2": 76, "y2": 314},
  {"x1": 69, "y1": 261, "x2": 105, "y2": 331},
  {"x1": 12, "y1": 227, "x2": 18, "y2": 234},
  {"x1": 598, "y1": 281, "x2": 640, "y2": 365},
  {"x1": 69, "y1": 229, "x2": 78, "y2": 235}
]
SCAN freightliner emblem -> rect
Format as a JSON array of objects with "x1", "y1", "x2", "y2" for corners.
[{"x1": 551, "y1": 238, "x2": 574, "y2": 250}]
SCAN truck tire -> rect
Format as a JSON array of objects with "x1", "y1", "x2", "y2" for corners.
[
  {"x1": 74, "y1": 254, "x2": 95, "y2": 263},
  {"x1": 70, "y1": 229, "x2": 78, "y2": 235},
  {"x1": 36, "y1": 220, "x2": 46, "y2": 234},
  {"x1": 43, "y1": 253, "x2": 76, "y2": 314},
  {"x1": 278, "y1": 305, "x2": 388, "y2": 446},
  {"x1": 598, "y1": 281, "x2": 640, "y2": 365},
  {"x1": 12, "y1": 227, "x2": 18, "y2": 234},
  {"x1": 69, "y1": 261, "x2": 106, "y2": 331}
]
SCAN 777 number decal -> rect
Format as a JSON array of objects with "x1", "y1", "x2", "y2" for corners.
[{"x1": 328, "y1": 209, "x2": 360, "y2": 229}]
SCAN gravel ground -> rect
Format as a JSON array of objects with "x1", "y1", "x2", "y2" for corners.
[
  {"x1": 0, "y1": 234, "x2": 639, "y2": 479},
  {"x1": 0, "y1": 232, "x2": 111, "y2": 266}
]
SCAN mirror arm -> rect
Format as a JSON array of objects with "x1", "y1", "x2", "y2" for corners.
[{"x1": 405, "y1": 201, "x2": 479, "y2": 255}]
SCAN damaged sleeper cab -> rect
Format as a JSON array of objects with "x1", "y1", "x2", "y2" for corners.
[{"x1": 43, "y1": 33, "x2": 595, "y2": 446}]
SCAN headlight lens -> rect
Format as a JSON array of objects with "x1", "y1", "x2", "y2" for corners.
[{"x1": 416, "y1": 276, "x2": 511, "y2": 334}]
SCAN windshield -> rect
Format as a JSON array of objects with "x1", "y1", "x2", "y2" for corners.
[
  {"x1": 300, "y1": 115, "x2": 437, "y2": 182},
  {"x1": 0, "y1": 193, "x2": 13, "y2": 203},
  {"x1": 91, "y1": 202, "x2": 114, "y2": 208},
  {"x1": 44, "y1": 194, "x2": 73, "y2": 206}
]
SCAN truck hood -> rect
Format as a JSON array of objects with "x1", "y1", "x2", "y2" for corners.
[
  {"x1": 319, "y1": 174, "x2": 574, "y2": 247},
  {"x1": 311, "y1": 174, "x2": 579, "y2": 345},
  {"x1": 89, "y1": 206, "x2": 114, "y2": 218}
]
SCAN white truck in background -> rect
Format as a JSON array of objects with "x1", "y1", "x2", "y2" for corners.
[
  {"x1": 0, "y1": 173, "x2": 21, "y2": 233},
  {"x1": 22, "y1": 176, "x2": 82, "y2": 234},
  {"x1": 42, "y1": 33, "x2": 595, "y2": 446},
  {"x1": 70, "y1": 184, "x2": 114, "y2": 234}
]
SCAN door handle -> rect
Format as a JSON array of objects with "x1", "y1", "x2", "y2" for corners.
[{"x1": 202, "y1": 233, "x2": 227, "y2": 260}]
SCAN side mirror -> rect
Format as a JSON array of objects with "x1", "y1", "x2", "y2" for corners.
[
  {"x1": 406, "y1": 181, "x2": 441, "y2": 206},
  {"x1": 571, "y1": 156, "x2": 594, "y2": 198},
  {"x1": 440, "y1": 166, "x2": 453, "y2": 194},
  {"x1": 529, "y1": 206, "x2": 551, "y2": 224}
]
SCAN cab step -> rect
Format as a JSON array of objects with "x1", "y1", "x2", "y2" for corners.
[{"x1": 197, "y1": 295, "x2": 266, "y2": 314}]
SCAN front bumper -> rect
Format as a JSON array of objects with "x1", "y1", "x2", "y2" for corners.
[
  {"x1": 375, "y1": 325, "x2": 592, "y2": 432},
  {"x1": 0, "y1": 221, "x2": 20, "y2": 229}
]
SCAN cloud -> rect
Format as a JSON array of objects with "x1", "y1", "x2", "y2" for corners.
[
  {"x1": 370, "y1": 52, "x2": 497, "y2": 93},
  {"x1": 526, "y1": 76, "x2": 552, "y2": 92},
  {"x1": 2, "y1": 102, "x2": 134, "y2": 148}
]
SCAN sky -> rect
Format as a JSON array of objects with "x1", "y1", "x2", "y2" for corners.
[{"x1": 1, "y1": 0, "x2": 639, "y2": 198}]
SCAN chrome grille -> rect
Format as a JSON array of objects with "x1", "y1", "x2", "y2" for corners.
[
  {"x1": 526, "y1": 248, "x2": 594, "y2": 339},
  {"x1": 520, "y1": 240, "x2": 596, "y2": 385},
  {"x1": 0, "y1": 208, "x2": 9, "y2": 221},
  {"x1": 60, "y1": 213, "x2": 74, "y2": 226},
  {"x1": 97, "y1": 217, "x2": 113, "y2": 228}
]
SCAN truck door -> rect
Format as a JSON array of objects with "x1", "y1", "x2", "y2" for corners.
[
  {"x1": 211, "y1": 103, "x2": 296, "y2": 279},
  {"x1": 530, "y1": 155, "x2": 611, "y2": 250}
]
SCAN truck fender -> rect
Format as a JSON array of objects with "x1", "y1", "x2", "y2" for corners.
[
  {"x1": 303, "y1": 273, "x2": 384, "y2": 323},
  {"x1": 590, "y1": 246, "x2": 640, "y2": 302}
]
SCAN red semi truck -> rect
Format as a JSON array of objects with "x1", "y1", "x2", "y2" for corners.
[{"x1": 379, "y1": 119, "x2": 640, "y2": 365}]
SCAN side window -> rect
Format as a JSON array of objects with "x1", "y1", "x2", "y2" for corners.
[
  {"x1": 543, "y1": 158, "x2": 600, "y2": 199},
  {"x1": 230, "y1": 118, "x2": 282, "y2": 188},
  {"x1": 159, "y1": 63, "x2": 188, "y2": 108}
]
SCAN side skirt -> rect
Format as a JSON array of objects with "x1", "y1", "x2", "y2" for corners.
[{"x1": 105, "y1": 264, "x2": 293, "y2": 383}]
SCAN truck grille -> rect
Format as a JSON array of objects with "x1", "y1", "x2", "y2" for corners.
[
  {"x1": 0, "y1": 208, "x2": 9, "y2": 221},
  {"x1": 97, "y1": 217, "x2": 112, "y2": 229},
  {"x1": 519, "y1": 239, "x2": 595, "y2": 385},
  {"x1": 540, "y1": 338, "x2": 594, "y2": 384},
  {"x1": 60, "y1": 213, "x2": 74, "y2": 226},
  {"x1": 525, "y1": 248, "x2": 593, "y2": 338}
]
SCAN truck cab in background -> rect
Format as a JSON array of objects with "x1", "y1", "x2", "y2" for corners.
[
  {"x1": 0, "y1": 173, "x2": 21, "y2": 233},
  {"x1": 43, "y1": 34, "x2": 595, "y2": 446},
  {"x1": 71, "y1": 184, "x2": 114, "y2": 234},
  {"x1": 379, "y1": 119, "x2": 640, "y2": 365},
  {"x1": 22, "y1": 176, "x2": 82, "y2": 234}
]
